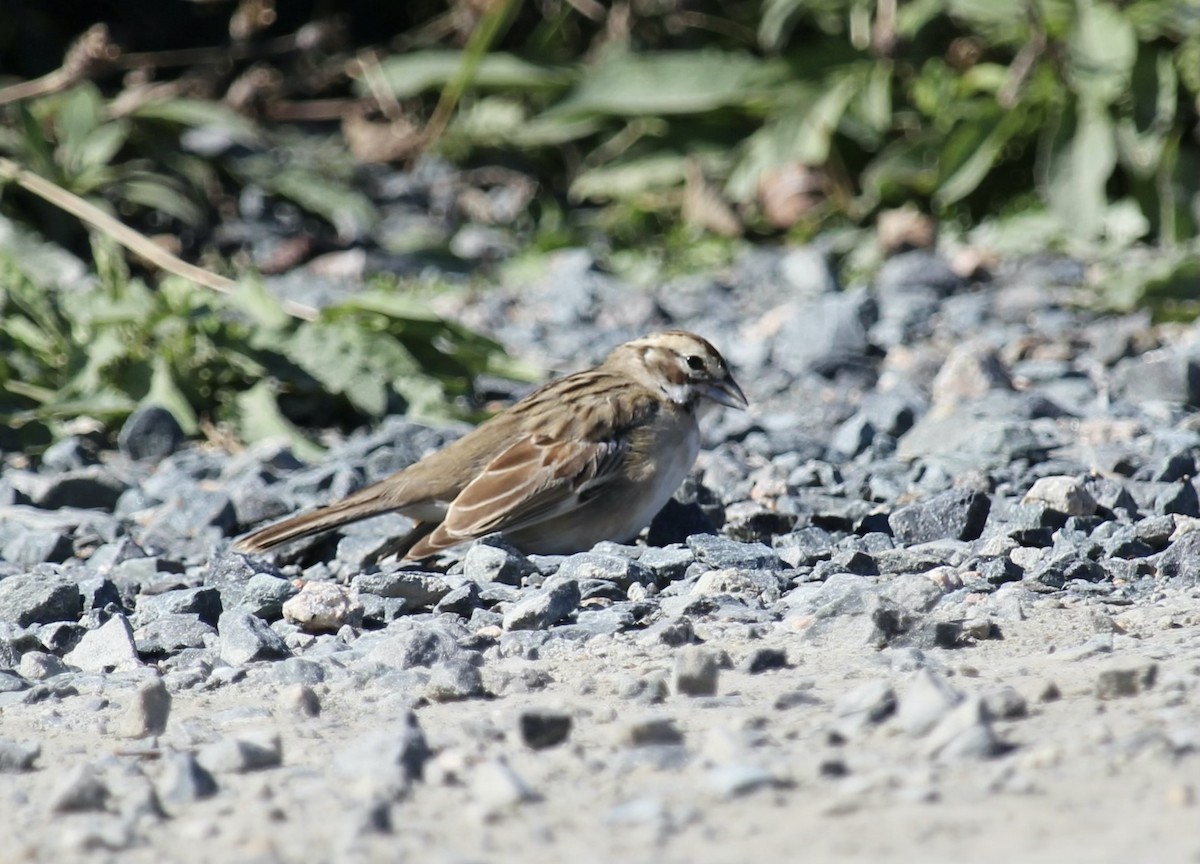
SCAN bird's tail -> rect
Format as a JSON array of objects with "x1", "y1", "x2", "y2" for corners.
[{"x1": 234, "y1": 482, "x2": 397, "y2": 553}]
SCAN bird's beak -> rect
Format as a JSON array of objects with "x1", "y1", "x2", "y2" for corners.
[{"x1": 703, "y1": 376, "x2": 748, "y2": 410}]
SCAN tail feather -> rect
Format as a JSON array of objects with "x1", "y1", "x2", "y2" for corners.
[{"x1": 234, "y1": 484, "x2": 396, "y2": 553}]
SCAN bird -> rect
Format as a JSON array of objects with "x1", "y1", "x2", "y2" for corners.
[{"x1": 234, "y1": 330, "x2": 747, "y2": 562}]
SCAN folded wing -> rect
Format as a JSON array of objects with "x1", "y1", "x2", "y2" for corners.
[{"x1": 405, "y1": 433, "x2": 628, "y2": 558}]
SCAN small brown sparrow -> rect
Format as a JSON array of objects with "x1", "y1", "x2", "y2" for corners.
[{"x1": 235, "y1": 330, "x2": 746, "y2": 561}]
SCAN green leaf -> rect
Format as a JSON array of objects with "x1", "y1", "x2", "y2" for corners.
[
  {"x1": 365, "y1": 51, "x2": 570, "y2": 100},
  {"x1": 726, "y1": 68, "x2": 860, "y2": 202},
  {"x1": 548, "y1": 51, "x2": 784, "y2": 117},
  {"x1": 255, "y1": 165, "x2": 378, "y2": 241},
  {"x1": 146, "y1": 355, "x2": 199, "y2": 434},
  {"x1": 118, "y1": 175, "x2": 206, "y2": 227},
  {"x1": 282, "y1": 319, "x2": 419, "y2": 417},
  {"x1": 1043, "y1": 97, "x2": 1117, "y2": 240},
  {"x1": 55, "y1": 84, "x2": 103, "y2": 167},
  {"x1": 934, "y1": 109, "x2": 1025, "y2": 207},
  {"x1": 235, "y1": 381, "x2": 324, "y2": 462},
  {"x1": 132, "y1": 98, "x2": 263, "y2": 145},
  {"x1": 328, "y1": 289, "x2": 443, "y2": 323},
  {"x1": 228, "y1": 276, "x2": 291, "y2": 331},
  {"x1": 570, "y1": 151, "x2": 690, "y2": 202},
  {"x1": 1068, "y1": 0, "x2": 1136, "y2": 104},
  {"x1": 71, "y1": 120, "x2": 128, "y2": 175}
]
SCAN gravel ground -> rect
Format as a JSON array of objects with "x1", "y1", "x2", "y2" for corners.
[{"x1": 3, "y1": 239, "x2": 1200, "y2": 863}]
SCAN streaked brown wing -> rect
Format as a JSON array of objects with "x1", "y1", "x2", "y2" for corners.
[{"x1": 410, "y1": 433, "x2": 628, "y2": 556}]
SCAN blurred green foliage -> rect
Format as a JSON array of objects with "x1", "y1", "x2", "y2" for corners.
[
  {"x1": 0, "y1": 231, "x2": 523, "y2": 452},
  {"x1": 382, "y1": 0, "x2": 1200, "y2": 247}
]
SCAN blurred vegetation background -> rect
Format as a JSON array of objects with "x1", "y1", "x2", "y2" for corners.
[{"x1": 1, "y1": 0, "x2": 1198, "y2": 451}]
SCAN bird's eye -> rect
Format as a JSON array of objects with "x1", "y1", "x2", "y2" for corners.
[{"x1": 685, "y1": 354, "x2": 705, "y2": 371}]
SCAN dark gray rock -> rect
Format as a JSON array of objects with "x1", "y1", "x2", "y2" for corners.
[
  {"x1": 774, "y1": 290, "x2": 876, "y2": 378},
  {"x1": 877, "y1": 250, "x2": 965, "y2": 297},
  {"x1": 433, "y1": 582, "x2": 482, "y2": 617},
  {"x1": 742, "y1": 647, "x2": 789, "y2": 674},
  {"x1": 637, "y1": 546, "x2": 695, "y2": 584},
  {"x1": 333, "y1": 713, "x2": 429, "y2": 794},
  {"x1": 686, "y1": 535, "x2": 784, "y2": 570},
  {"x1": 118, "y1": 406, "x2": 185, "y2": 462},
  {"x1": 236, "y1": 573, "x2": 298, "y2": 621},
  {"x1": 36, "y1": 466, "x2": 128, "y2": 511},
  {"x1": 136, "y1": 587, "x2": 222, "y2": 627},
  {"x1": 620, "y1": 716, "x2": 684, "y2": 746},
  {"x1": 135, "y1": 614, "x2": 217, "y2": 656},
  {"x1": 49, "y1": 764, "x2": 110, "y2": 813},
  {"x1": 1, "y1": 529, "x2": 73, "y2": 566},
  {"x1": 461, "y1": 541, "x2": 537, "y2": 586},
  {"x1": 774, "y1": 526, "x2": 835, "y2": 567},
  {"x1": 217, "y1": 611, "x2": 290, "y2": 665},
  {"x1": 424, "y1": 659, "x2": 485, "y2": 702},
  {"x1": 365, "y1": 625, "x2": 469, "y2": 669},
  {"x1": 1096, "y1": 663, "x2": 1157, "y2": 699},
  {"x1": 1110, "y1": 351, "x2": 1199, "y2": 406},
  {"x1": 646, "y1": 498, "x2": 718, "y2": 547},
  {"x1": 673, "y1": 646, "x2": 719, "y2": 696},
  {"x1": 502, "y1": 577, "x2": 580, "y2": 631},
  {"x1": 555, "y1": 553, "x2": 652, "y2": 591},
  {"x1": 0, "y1": 575, "x2": 81, "y2": 626},
  {"x1": 157, "y1": 751, "x2": 218, "y2": 810},
  {"x1": 204, "y1": 551, "x2": 285, "y2": 609},
  {"x1": 353, "y1": 569, "x2": 451, "y2": 607},
  {"x1": 519, "y1": 709, "x2": 572, "y2": 749},
  {"x1": 1154, "y1": 532, "x2": 1200, "y2": 583},
  {"x1": 889, "y1": 489, "x2": 991, "y2": 544}
]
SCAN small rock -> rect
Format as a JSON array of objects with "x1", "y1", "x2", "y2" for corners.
[
  {"x1": 1096, "y1": 663, "x2": 1158, "y2": 699},
  {"x1": 889, "y1": 489, "x2": 991, "y2": 544},
  {"x1": 134, "y1": 614, "x2": 217, "y2": 656},
  {"x1": 502, "y1": 578, "x2": 580, "y2": 631},
  {"x1": 17, "y1": 651, "x2": 68, "y2": 680},
  {"x1": 50, "y1": 764, "x2": 110, "y2": 813},
  {"x1": 707, "y1": 762, "x2": 782, "y2": 799},
  {"x1": 461, "y1": 541, "x2": 537, "y2": 586},
  {"x1": 64, "y1": 615, "x2": 140, "y2": 672},
  {"x1": 0, "y1": 739, "x2": 40, "y2": 773},
  {"x1": 471, "y1": 757, "x2": 537, "y2": 811},
  {"x1": 686, "y1": 535, "x2": 784, "y2": 570},
  {"x1": 333, "y1": 715, "x2": 429, "y2": 795},
  {"x1": 197, "y1": 731, "x2": 282, "y2": 773},
  {"x1": 835, "y1": 680, "x2": 897, "y2": 729},
  {"x1": 424, "y1": 659, "x2": 485, "y2": 702},
  {"x1": 217, "y1": 611, "x2": 291, "y2": 665},
  {"x1": 282, "y1": 581, "x2": 363, "y2": 633},
  {"x1": 673, "y1": 646, "x2": 719, "y2": 697},
  {"x1": 353, "y1": 569, "x2": 451, "y2": 607},
  {"x1": 897, "y1": 669, "x2": 963, "y2": 736},
  {"x1": 118, "y1": 678, "x2": 172, "y2": 739},
  {"x1": 118, "y1": 406, "x2": 185, "y2": 462},
  {"x1": 924, "y1": 697, "x2": 1002, "y2": 761},
  {"x1": 157, "y1": 751, "x2": 218, "y2": 810},
  {"x1": 233, "y1": 572, "x2": 298, "y2": 622},
  {"x1": 742, "y1": 647, "x2": 789, "y2": 674},
  {"x1": 619, "y1": 716, "x2": 684, "y2": 747},
  {"x1": 691, "y1": 568, "x2": 780, "y2": 603},
  {"x1": 1022, "y1": 476, "x2": 1097, "y2": 517},
  {"x1": 0, "y1": 575, "x2": 81, "y2": 627},
  {"x1": 518, "y1": 709, "x2": 572, "y2": 749},
  {"x1": 280, "y1": 684, "x2": 321, "y2": 717}
]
